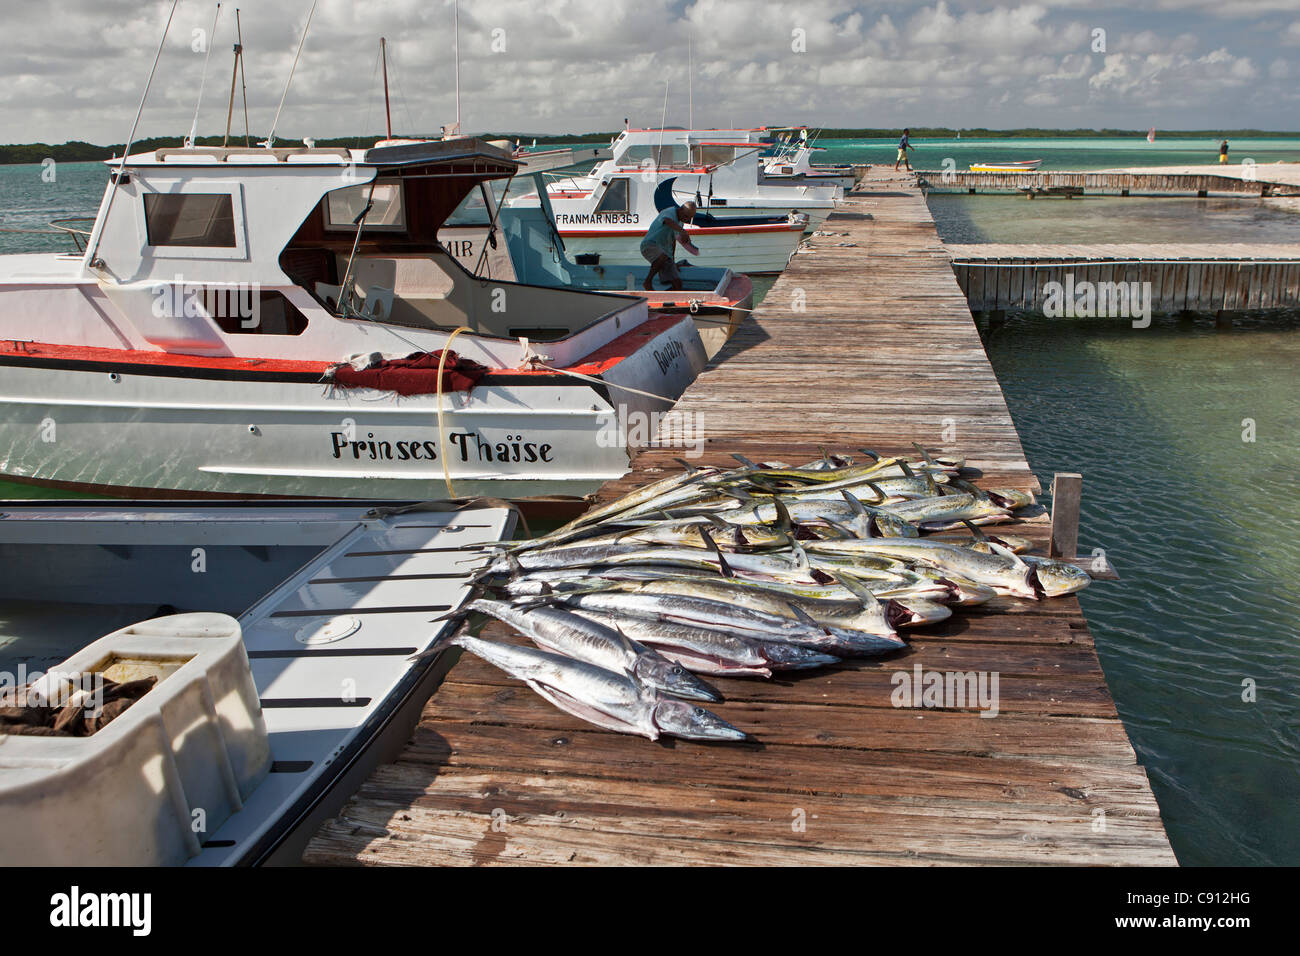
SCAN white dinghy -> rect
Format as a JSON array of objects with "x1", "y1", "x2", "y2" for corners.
[{"x1": 0, "y1": 500, "x2": 514, "y2": 865}]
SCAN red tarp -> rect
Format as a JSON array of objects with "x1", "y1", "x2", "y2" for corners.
[{"x1": 329, "y1": 350, "x2": 487, "y2": 396}]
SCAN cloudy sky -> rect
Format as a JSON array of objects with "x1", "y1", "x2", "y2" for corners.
[{"x1": 1, "y1": 0, "x2": 1295, "y2": 144}]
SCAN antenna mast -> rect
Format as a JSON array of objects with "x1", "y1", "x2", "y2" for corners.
[
  {"x1": 85, "y1": 0, "x2": 180, "y2": 272},
  {"x1": 381, "y1": 37, "x2": 392, "y2": 139},
  {"x1": 267, "y1": 0, "x2": 317, "y2": 148},
  {"x1": 224, "y1": 7, "x2": 249, "y2": 146},
  {"x1": 453, "y1": 0, "x2": 461, "y2": 135},
  {"x1": 187, "y1": 3, "x2": 222, "y2": 148}
]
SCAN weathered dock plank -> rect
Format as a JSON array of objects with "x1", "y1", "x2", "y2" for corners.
[{"x1": 303, "y1": 168, "x2": 1175, "y2": 867}]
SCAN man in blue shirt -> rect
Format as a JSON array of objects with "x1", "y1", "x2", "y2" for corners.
[
  {"x1": 894, "y1": 128, "x2": 914, "y2": 171},
  {"x1": 640, "y1": 200, "x2": 698, "y2": 291}
]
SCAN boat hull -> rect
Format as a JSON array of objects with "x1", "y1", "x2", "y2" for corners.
[
  {"x1": 0, "y1": 318, "x2": 707, "y2": 501},
  {"x1": 557, "y1": 227, "x2": 803, "y2": 274}
]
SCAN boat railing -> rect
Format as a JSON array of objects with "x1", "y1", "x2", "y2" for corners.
[{"x1": 47, "y1": 217, "x2": 96, "y2": 254}]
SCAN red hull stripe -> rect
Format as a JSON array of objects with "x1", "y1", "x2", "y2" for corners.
[
  {"x1": 560, "y1": 222, "x2": 802, "y2": 238},
  {"x1": 0, "y1": 314, "x2": 690, "y2": 383}
]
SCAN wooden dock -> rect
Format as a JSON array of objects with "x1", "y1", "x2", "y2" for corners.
[
  {"x1": 947, "y1": 243, "x2": 1300, "y2": 314},
  {"x1": 302, "y1": 168, "x2": 1176, "y2": 867},
  {"x1": 917, "y1": 168, "x2": 1299, "y2": 197}
]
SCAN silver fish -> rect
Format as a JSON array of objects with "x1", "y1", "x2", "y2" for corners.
[
  {"x1": 465, "y1": 598, "x2": 720, "y2": 702},
  {"x1": 451, "y1": 635, "x2": 748, "y2": 741}
]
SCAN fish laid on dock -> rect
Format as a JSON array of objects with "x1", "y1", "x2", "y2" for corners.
[{"x1": 453, "y1": 444, "x2": 1097, "y2": 743}]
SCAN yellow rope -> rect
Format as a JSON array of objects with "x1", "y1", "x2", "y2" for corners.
[{"x1": 436, "y1": 326, "x2": 473, "y2": 499}]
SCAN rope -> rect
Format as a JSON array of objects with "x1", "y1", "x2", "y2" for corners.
[
  {"x1": 524, "y1": 360, "x2": 678, "y2": 403},
  {"x1": 436, "y1": 326, "x2": 473, "y2": 499}
]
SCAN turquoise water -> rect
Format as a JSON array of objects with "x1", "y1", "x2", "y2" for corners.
[
  {"x1": 814, "y1": 136, "x2": 1300, "y2": 173},
  {"x1": 980, "y1": 310, "x2": 1300, "y2": 866},
  {"x1": 929, "y1": 193, "x2": 1300, "y2": 245}
]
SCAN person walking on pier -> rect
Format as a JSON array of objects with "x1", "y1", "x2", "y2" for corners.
[
  {"x1": 895, "y1": 129, "x2": 915, "y2": 171},
  {"x1": 1220, "y1": 139, "x2": 1230, "y2": 164},
  {"x1": 640, "y1": 200, "x2": 698, "y2": 291}
]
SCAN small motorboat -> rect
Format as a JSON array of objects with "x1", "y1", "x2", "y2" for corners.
[
  {"x1": 0, "y1": 499, "x2": 514, "y2": 865},
  {"x1": 968, "y1": 159, "x2": 1043, "y2": 172},
  {"x1": 440, "y1": 147, "x2": 753, "y2": 359}
]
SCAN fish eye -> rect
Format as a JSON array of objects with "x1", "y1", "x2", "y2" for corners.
[
  {"x1": 672, "y1": 665, "x2": 684, "y2": 675},
  {"x1": 694, "y1": 707, "x2": 706, "y2": 716}
]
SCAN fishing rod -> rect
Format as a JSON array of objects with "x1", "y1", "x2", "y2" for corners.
[{"x1": 84, "y1": 0, "x2": 180, "y2": 273}]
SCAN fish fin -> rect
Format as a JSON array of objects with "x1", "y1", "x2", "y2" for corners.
[
  {"x1": 673, "y1": 457, "x2": 698, "y2": 474},
  {"x1": 912, "y1": 442, "x2": 938, "y2": 467},
  {"x1": 697, "y1": 525, "x2": 735, "y2": 578},
  {"x1": 989, "y1": 541, "x2": 1028, "y2": 568},
  {"x1": 772, "y1": 496, "x2": 793, "y2": 533},
  {"x1": 841, "y1": 489, "x2": 867, "y2": 514},
  {"x1": 830, "y1": 572, "x2": 883, "y2": 609},
  {"x1": 818, "y1": 515, "x2": 860, "y2": 539},
  {"x1": 858, "y1": 448, "x2": 880, "y2": 462},
  {"x1": 961, "y1": 519, "x2": 988, "y2": 541},
  {"x1": 898, "y1": 460, "x2": 915, "y2": 478},
  {"x1": 863, "y1": 480, "x2": 887, "y2": 503},
  {"x1": 731, "y1": 453, "x2": 760, "y2": 468}
]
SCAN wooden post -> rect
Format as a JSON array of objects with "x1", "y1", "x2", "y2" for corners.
[{"x1": 1049, "y1": 472, "x2": 1082, "y2": 559}]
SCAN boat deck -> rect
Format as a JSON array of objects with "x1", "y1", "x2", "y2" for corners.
[{"x1": 302, "y1": 168, "x2": 1176, "y2": 866}]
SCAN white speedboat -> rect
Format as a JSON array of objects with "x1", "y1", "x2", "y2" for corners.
[
  {"x1": 758, "y1": 128, "x2": 857, "y2": 190},
  {"x1": 440, "y1": 147, "x2": 752, "y2": 358},
  {"x1": 508, "y1": 127, "x2": 840, "y2": 272},
  {"x1": 968, "y1": 159, "x2": 1043, "y2": 172},
  {"x1": 0, "y1": 500, "x2": 513, "y2": 865},
  {"x1": 0, "y1": 137, "x2": 707, "y2": 504}
]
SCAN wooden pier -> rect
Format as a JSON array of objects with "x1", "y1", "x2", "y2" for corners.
[
  {"x1": 947, "y1": 243, "x2": 1300, "y2": 314},
  {"x1": 302, "y1": 168, "x2": 1176, "y2": 867},
  {"x1": 917, "y1": 168, "x2": 1299, "y2": 197}
]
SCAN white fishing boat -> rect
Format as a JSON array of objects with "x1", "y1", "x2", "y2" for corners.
[
  {"x1": 0, "y1": 136, "x2": 708, "y2": 504},
  {"x1": 440, "y1": 147, "x2": 752, "y2": 358},
  {"x1": 506, "y1": 127, "x2": 840, "y2": 272},
  {"x1": 0, "y1": 500, "x2": 513, "y2": 865},
  {"x1": 758, "y1": 128, "x2": 857, "y2": 190}
]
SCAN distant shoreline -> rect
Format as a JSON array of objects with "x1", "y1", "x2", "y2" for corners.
[{"x1": 2, "y1": 128, "x2": 1299, "y2": 166}]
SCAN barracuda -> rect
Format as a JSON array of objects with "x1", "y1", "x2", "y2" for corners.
[
  {"x1": 462, "y1": 598, "x2": 721, "y2": 702},
  {"x1": 547, "y1": 590, "x2": 905, "y2": 656},
  {"x1": 540, "y1": 517, "x2": 792, "y2": 553},
  {"x1": 449, "y1": 635, "x2": 749, "y2": 741},
  {"x1": 570, "y1": 609, "x2": 841, "y2": 676}
]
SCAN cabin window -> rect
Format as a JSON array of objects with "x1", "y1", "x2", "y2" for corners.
[
  {"x1": 325, "y1": 180, "x2": 406, "y2": 232},
  {"x1": 204, "y1": 289, "x2": 309, "y2": 335},
  {"x1": 692, "y1": 146, "x2": 736, "y2": 166},
  {"x1": 623, "y1": 144, "x2": 689, "y2": 167},
  {"x1": 143, "y1": 193, "x2": 236, "y2": 247},
  {"x1": 445, "y1": 184, "x2": 493, "y2": 226},
  {"x1": 595, "y1": 179, "x2": 630, "y2": 214}
]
